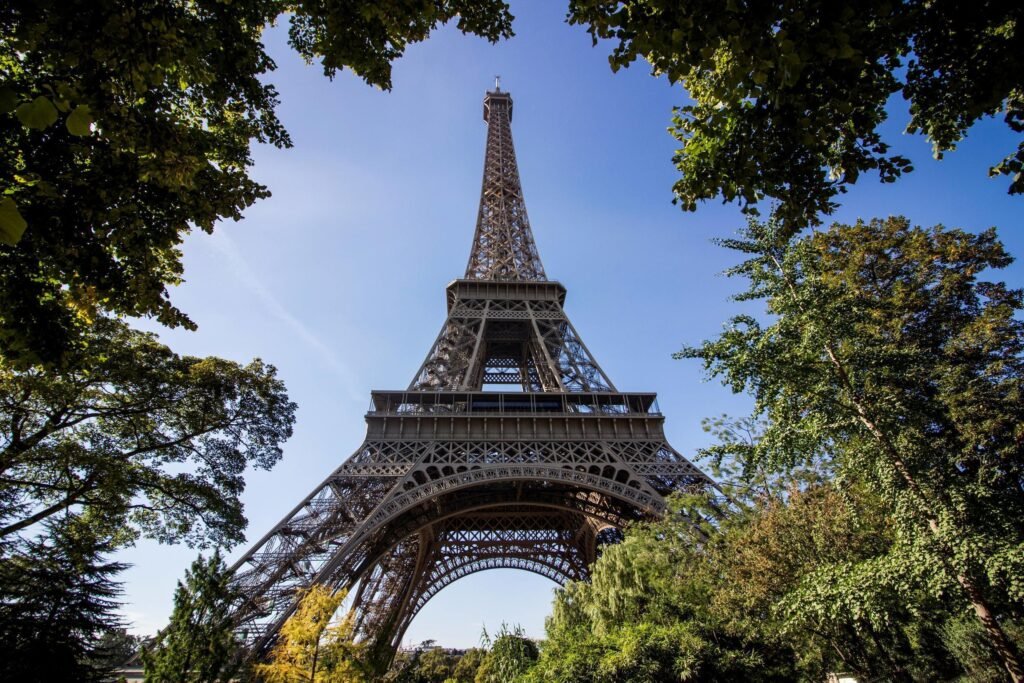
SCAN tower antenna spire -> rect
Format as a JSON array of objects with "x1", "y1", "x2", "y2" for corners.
[{"x1": 466, "y1": 86, "x2": 546, "y2": 281}]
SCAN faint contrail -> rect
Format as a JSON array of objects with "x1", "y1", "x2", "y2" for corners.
[{"x1": 207, "y1": 231, "x2": 364, "y2": 403}]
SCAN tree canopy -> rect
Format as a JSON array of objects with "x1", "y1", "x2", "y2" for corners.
[
  {"x1": 476, "y1": 624, "x2": 539, "y2": 683},
  {"x1": 524, "y1": 482, "x2": 1015, "y2": 682},
  {"x1": 6, "y1": 0, "x2": 1022, "y2": 364},
  {"x1": 0, "y1": 0, "x2": 513, "y2": 364},
  {"x1": 522, "y1": 217, "x2": 1024, "y2": 682},
  {"x1": 0, "y1": 316, "x2": 296, "y2": 548},
  {"x1": 568, "y1": 0, "x2": 1023, "y2": 232},
  {"x1": 681, "y1": 216, "x2": 1024, "y2": 679}
]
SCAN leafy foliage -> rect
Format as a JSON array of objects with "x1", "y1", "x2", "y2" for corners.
[
  {"x1": 680, "y1": 216, "x2": 1024, "y2": 678},
  {"x1": 475, "y1": 623, "x2": 538, "y2": 683},
  {"x1": 142, "y1": 550, "x2": 242, "y2": 683},
  {"x1": 525, "y1": 490, "x2": 801, "y2": 683},
  {"x1": 255, "y1": 583, "x2": 367, "y2": 682},
  {"x1": 384, "y1": 642, "x2": 459, "y2": 683},
  {"x1": 0, "y1": 520, "x2": 126, "y2": 683},
  {"x1": 450, "y1": 647, "x2": 486, "y2": 683},
  {"x1": 0, "y1": 316, "x2": 296, "y2": 548},
  {"x1": 525, "y1": 477, "x2": 1015, "y2": 682},
  {"x1": 88, "y1": 627, "x2": 143, "y2": 671},
  {"x1": 0, "y1": 0, "x2": 513, "y2": 364},
  {"x1": 568, "y1": 0, "x2": 1023, "y2": 232}
]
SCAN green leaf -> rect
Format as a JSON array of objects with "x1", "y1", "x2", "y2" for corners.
[
  {"x1": 66, "y1": 104, "x2": 93, "y2": 136},
  {"x1": 15, "y1": 95, "x2": 59, "y2": 130},
  {"x1": 0, "y1": 197, "x2": 28, "y2": 245}
]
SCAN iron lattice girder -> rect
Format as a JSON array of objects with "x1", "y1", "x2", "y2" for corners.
[
  {"x1": 353, "y1": 509, "x2": 599, "y2": 650},
  {"x1": 223, "y1": 88, "x2": 716, "y2": 666},
  {"x1": 228, "y1": 392, "x2": 710, "y2": 660},
  {"x1": 411, "y1": 280, "x2": 615, "y2": 392},
  {"x1": 465, "y1": 90, "x2": 546, "y2": 281}
]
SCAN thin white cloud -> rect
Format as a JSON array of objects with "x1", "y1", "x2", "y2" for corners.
[{"x1": 207, "y1": 232, "x2": 364, "y2": 403}]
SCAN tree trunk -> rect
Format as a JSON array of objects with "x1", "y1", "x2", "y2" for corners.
[{"x1": 954, "y1": 566, "x2": 1024, "y2": 682}]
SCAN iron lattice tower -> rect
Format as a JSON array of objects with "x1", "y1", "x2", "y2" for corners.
[{"x1": 228, "y1": 87, "x2": 714, "y2": 665}]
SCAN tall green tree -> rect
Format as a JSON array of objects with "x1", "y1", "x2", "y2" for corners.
[
  {"x1": 680, "y1": 216, "x2": 1024, "y2": 679},
  {"x1": 0, "y1": 0, "x2": 513, "y2": 364},
  {"x1": 0, "y1": 316, "x2": 296, "y2": 548},
  {"x1": 568, "y1": 0, "x2": 1023, "y2": 233},
  {"x1": 0, "y1": 520, "x2": 125, "y2": 683},
  {"x1": 143, "y1": 550, "x2": 242, "y2": 683},
  {"x1": 524, "y1": 492, "x2": 805, "y2": 683}
]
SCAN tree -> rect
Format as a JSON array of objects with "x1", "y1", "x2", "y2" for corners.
[
  {"x1": 384, "y1": 643, "x2": 456, "y2": 683},
  {"x1": 524, "y1": 493, "x2": 804, "y2": 683},
  {"x1": 142, "y1": 550, "x2": 242, "y2": 683},
  {"x1": 526, "y1": 481, "x2": 991, "y2": 682},
  {"x1": 568, "y1": 0, "x2": 1023, "y2": 233},
  {"x1": 416, "y1": 647, "x2": 456, "y2": 682},
  {"x1": 89, "y1": 627, "x2": 143, "y2": 671},
  {"x1": 680, "y1": 216, "x2": 1024, "y2": 679},
  {"x1": 0, "y1": 0, "x2": 513, "y2": 364},
  {"x1": 0, "y1": 316, "x2": 296, "y2": 548},
  {"x1": 475, "y1": 624, "x2": 538, "y2": 683},
  {"x1": 255, "y1": 583, "x2": 366, "y2": 683},
  {"x1": 0, "y1": 520, "x2": 126, "y2": 683},
  {"x1": 450, "y1": 648, "x2": 486, "y2": 683}
]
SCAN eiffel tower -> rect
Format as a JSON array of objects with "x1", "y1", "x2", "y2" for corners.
[{"x1": 228, "y1": 85, "x2": 714, "y2": 665}]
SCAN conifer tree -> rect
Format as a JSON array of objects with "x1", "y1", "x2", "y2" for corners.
[
  {"x1": 143, "y1": 550, "x2": 242, "y2": 683},
  {"x1": 0, "y1": 520, "x2": 125, "y2": 682}
]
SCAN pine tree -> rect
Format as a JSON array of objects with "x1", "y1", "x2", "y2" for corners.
[
  {"x1": 0, "y1": 520, "x2": 125, "y2": 683},
  {"x1": 143, "y1": 550, "x2": 243, "y2": 683}
]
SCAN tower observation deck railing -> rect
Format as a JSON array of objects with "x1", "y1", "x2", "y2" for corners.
[{"x1": 367, "y1": 391, "x2": 660, "y2": 418}]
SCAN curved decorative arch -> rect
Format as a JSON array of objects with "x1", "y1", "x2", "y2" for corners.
[
  {"x1": 405, "y1": 553, "x2": 578, "y2": 624},
  {"x1": 327, "y1": 464, "x2": 663, "y2": 577},
  {"x1": 393, "y1": 561, "x2": 570, "y2": 646},
  {"x1": 352, "y1": 503, "x2": 598, "y2": 650}
]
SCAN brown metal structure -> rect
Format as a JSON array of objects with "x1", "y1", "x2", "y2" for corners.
[{"x1": 227, "y1": 87, "x2": 714, "y2": 665}]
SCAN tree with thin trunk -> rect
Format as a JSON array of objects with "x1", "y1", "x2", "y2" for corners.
[{"x1": 680, "y1": 216, "x2": 1024, "y2": 680}]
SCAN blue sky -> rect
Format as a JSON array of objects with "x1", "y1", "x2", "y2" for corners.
[{"x1": 116, "y1": 1, "x2": 1024, "y2": 648}]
